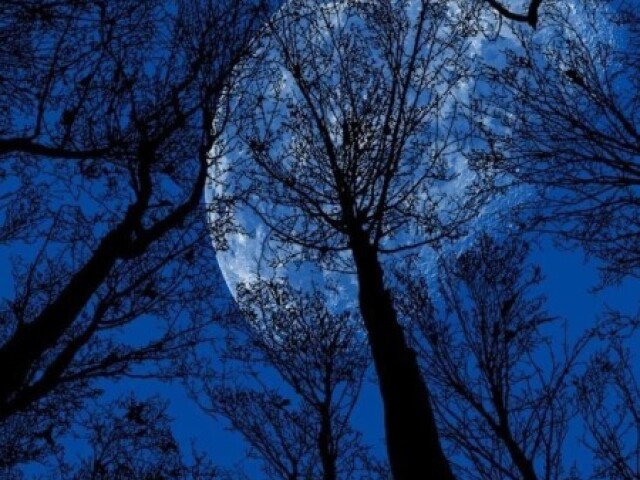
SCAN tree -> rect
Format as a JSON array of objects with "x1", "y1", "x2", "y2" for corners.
[
  {"x1": 467, "y1": 3, "x2": 640, "y2": 476},
  {"x1": 65, "y1": 396, "x2": 202, "y2": 480},
  {"x1": 193, "y1": 280, "x2": 385, "y2": 480},
  {"x1": 474, "y1": 0, "x2": 640, "y2": 285},
  {"x1": 0, "y1": 0, "x2": 265, "y2": 440},
  {"x1": 27, "y1": 395, "x2": 227, "y2": 480},
  {"x1": 209, "y1": 1, "x2": 492, "y2": 477},
  {"x1": 575, "y1": 313, "x2": 640, "y2": 480},
  {"x1": 393, "y1": 234, "x2": 591, "y2": 480},
  {"x1": 0, "y1": 399, "x2": 70, "y2": 479}
]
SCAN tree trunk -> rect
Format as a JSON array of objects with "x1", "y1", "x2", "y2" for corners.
[
  {"x1": 497, "y1": 420, "x2": 538, "y2": 480},
  {"x1": 318, "y1": 400, "x2": 337, "y2": 480},
  {"x1": 0, "y1": 226, "x2": 127, "y2": 418},
  {"x1": 349, "y1": 230, "x2": 455, "y2": 480}
]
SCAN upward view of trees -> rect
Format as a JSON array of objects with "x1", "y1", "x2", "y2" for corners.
[
  {"x1": 393, "y1": 234, "x2": 589, "y2": 480},
  {"x1": 194, "y1": 280, "x2": 381, "y2": 480},
  {"x1": 0, "y1": 0, "x2": 267, "y2": 472},
  {"x1": 209, "y1": 1, "x2": 491, "y2": 477},
  {"x1": 1, "y1": 0, "x2": 639, "y2": 479},
  {"x1": 477, "y1": 0, "x2": 640, "y2": 285}
]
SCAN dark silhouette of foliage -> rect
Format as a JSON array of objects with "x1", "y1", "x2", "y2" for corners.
[
  {"x1": 575, "y1": 313, "x2": 640, "y2": 480},
  {"x1": 208, "y1": 0, "x2": 497, "y2": 477},
  {"x1": 475, "y1": 0, "x2": 640, "y2": 285},
  {"x1": 0, "y1": 396, "x2": 72, "y2": 479},
  {"x1": 21, "y1": 395, "x2": 226, "y2": 480},
  {"x1": 0, "y1": 0, "x2": 266, "y2": 465},
  {"x1": 64, "y1": 396, "x2": 203, "y2": 480},
  {"x1": 467, "y1": 3, "x2": 640, "y2": 475},
  {"x1": 5, "y1": 0, "x2": 640, "y2": 478},
  {"x1": 193, "y1": 280, "x2": 387, "y2": 480},
  {"x1": 394, "y1": 234, "x2": 593, "y2": 480}
]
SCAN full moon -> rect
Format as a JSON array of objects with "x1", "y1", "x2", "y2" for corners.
[{"x1": 206, "y1": 0, "x2": 519, "y2": 308}]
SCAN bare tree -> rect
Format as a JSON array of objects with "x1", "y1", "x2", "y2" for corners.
[
  {"x1": 474, "y1": 0, "x2": 640, "y2": 285},
  {"x1": 65, "y1": 396, "x2": 190, "y2": 480},
  {"x1": 575, "y1": 313, "x2": 640, "y2": 480},
  {"x1": 194, "y1": 280, "x2": 384, "y2": 480},
  {"x1": 0, "y1": 0, "x2": 265, "y2": 445},
  {"x1": 393, "y1": 234, "x2": 590, "y2": 480},
  {"x1": 0, "y1": 396, "x2": 73, "y2": 479},
  {"x1": 209, "y1": 0, "x2": 495, "y2": 477},
  {"x1": 467, "y1": 2, "x2": 640, "y2": 476},
  {"x1": 50, "y1": 395, "x2": 228, "y2": 480},
  {"x1": 2, "y1": 393, "x2": 256, "y2": 480}
]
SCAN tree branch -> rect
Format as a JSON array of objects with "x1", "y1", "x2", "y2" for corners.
[{"x1": 485, "y1": 0, "x2": 543, "y2": 28}]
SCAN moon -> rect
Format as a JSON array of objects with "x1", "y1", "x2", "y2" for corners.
[{"x1": 205, "y1": 0, "x2": 522, "y2": 308}]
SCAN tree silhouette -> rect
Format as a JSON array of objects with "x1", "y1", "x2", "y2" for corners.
[
  {"x1": 475, "y1": 0, "x2": 640, "y2": 285},
  {"x1": 194, "y1": 280, "x2": 386, "y2": 480},
  {"x1": 0, "y1": 397, "x2": 70, "y2": 479},
  {"x1": 53, "y1": 395, "x2": 226, "y2": 480},
  {"x1": 575, "y1": 313, "x2": 640, "y2": 480},
  {"x1": 393, "y1": 234, "x2": 592, "y2": 480},
  {"x1": 8, "y1": 0, "x2": 636, "y2": 478},
  {"x1": 483, "y1": 0, "x2": 544, "y2": 28},
  {"x1": 469, "y1": 3, "x2": 640, "y2": 475},
  {"x1": 0, "y1": 0, "x2": 265, "y2": 430},
  {"x1": 209, "y1": 1, "x2": 493, "y2": 477},
  {"x1": 66, "y1": 396, "x2": 189, "y2": 480}
]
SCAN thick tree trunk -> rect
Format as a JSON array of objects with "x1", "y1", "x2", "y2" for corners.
[
  {"x1": 349, "y1": 230, "x2": 455, "y2": 480},
  {"x1": 318, "y1": 400, "x2": 337, "y2": 480}
]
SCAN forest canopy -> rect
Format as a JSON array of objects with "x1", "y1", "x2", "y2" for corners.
[{"x1": 1, "y1": 1, "x2": 639, "y2": 479}]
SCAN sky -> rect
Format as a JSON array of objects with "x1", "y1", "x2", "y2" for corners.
[
  {"x1": 204, "y1": 0, "x2": 640, "y2": 476},
  {"x1": 78, "y1": 228, "x2": 639, "y2": 477},
  {"x1": 2, "y1": 0, "x2": 639, "y2": 478}
]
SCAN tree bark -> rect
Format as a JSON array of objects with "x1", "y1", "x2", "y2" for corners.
[{"x1": 349, "y1": 229, "x2": 455, "y2": 480}]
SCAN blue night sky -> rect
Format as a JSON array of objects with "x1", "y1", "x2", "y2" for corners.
[
  {"x1": 116, "y1": 239, "x2": 640, "y2": 475},
  {"x1": 2, "y1": 1, "x2": 640, "y2": 479}
]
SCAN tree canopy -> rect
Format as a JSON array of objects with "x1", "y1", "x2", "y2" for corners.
[{"x1": 2, "y1": 1, "x2": 640, "y2": 479}]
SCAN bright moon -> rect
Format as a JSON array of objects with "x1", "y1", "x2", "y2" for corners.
[{"x1": 206, "y1": 0, "x2": 520, "y2": 306}]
